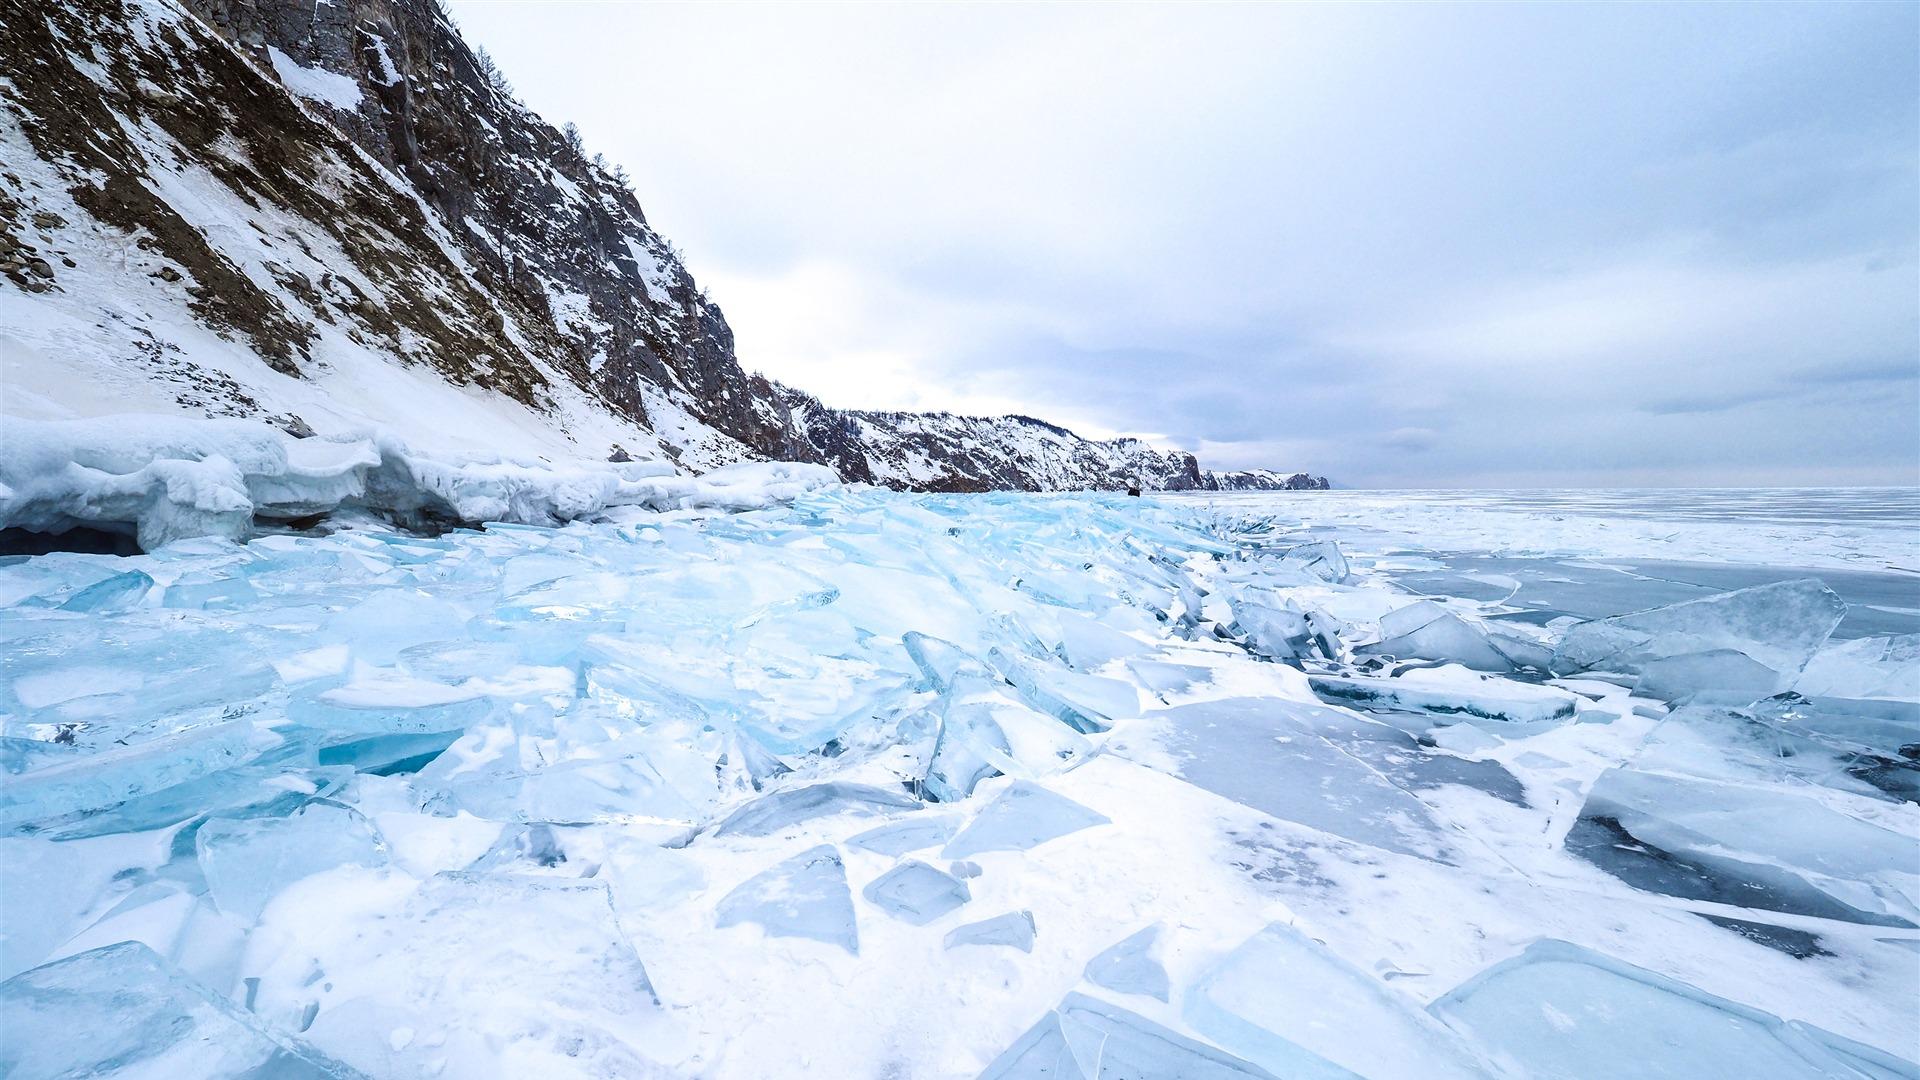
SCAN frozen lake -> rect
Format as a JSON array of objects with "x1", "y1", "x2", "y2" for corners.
[{"x1": 2, "y1": 486, "x2": 1915, "y2": 1078}]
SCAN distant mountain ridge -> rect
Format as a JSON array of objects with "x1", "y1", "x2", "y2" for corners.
[{"x1": 0, "y1": 0, "x2": 1329, "y2": 494}]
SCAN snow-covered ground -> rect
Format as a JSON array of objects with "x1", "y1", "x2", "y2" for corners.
[{"x1": 1, "y1": 486, "x2": 1916, "y2": 1078}]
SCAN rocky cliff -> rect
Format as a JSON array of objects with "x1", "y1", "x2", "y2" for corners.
[{"x1": 0, "y1": 0, "x2": 1328, "y2": 493}]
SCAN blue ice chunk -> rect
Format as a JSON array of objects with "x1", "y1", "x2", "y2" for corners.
[
  {"x1": 1360, "y1": 602, "x2": 1513, "y2": 673},
  {"x1": 847, "y1": 816, "x2": 958, "y2": 856},
  {"x1": 979, "y1": 991, "x2": 1285, "y2": 1079},
  {"x1": 1572, "y1": 767, "x2": 1917, "y2": 927},
  {"x1": 1084, "y1": 924, "x2": 1170, "y2": 1001},
  {"x1": 58, "y1": 569, "x2": 153, "y2": 612},
  {"x1": 1234, "y1": 599, "x2": 1323, "y2": 661},
  {"x1": 945, "y1": 910, "x2": 1034, "y2": 952},
  {"x1": 1278, "y1": 541, "x2": 1349, "y2": 584},
  {"x1": 716, "y1": 844, "x2": 858, "y2": 953},
  {"x1": 196, "y1": 801, "x2": 389, "y2": 922},
  {"x1": 950, "y1": 860, "x2": 982, "y2": 878},
  {"x1": 161, "y1": 570, "x2": 258, "y2": 610},
  {"x1": 1552, "y1": 578, "x2": 1846, "y2": 696},
  {"x1": 1430, "y1": 939, "x2": 1916, "y2": 1080},
  {"x1": 1184, "y1": 922, "x2": 1492, "y2": 1080},
  {"x1": 904, "y1": 631, "x2": 981, "y2": 693},
  {"x1": 862, "y1": 860, "x2": 970, "y2": 924},
  {"x1": 942, "y1": 781, "x2": 1110, "y2": 859},
  {"x1": 990, "y1": 647, "x2": 1137, "y2": 733},
  {"x1": 0, "y1": 720, "x2": 268, "y2": 833},
  {"x1": 711, "y1": 782, "x2": 920, "y2": 838},
  {"x1": 924, "y1": 679, "x2": 1094, "y2": 803},
  {"x1": 0, "y1": 941, "x2": 367, "y2": 1078}
]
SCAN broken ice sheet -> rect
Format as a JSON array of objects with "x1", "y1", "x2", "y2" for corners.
[
  {"x1": 1083, "y1": 924, "x2": 1170, "y2": 1001},
  {"x1": 711, "y1": 781, "x2": 919, "y2": 838},
  {"x1": 1, "y1": 941, "x2": 366, "y2": 1079},
  {"x1": 980, "y1": 991, "x2": 1293, "y2": 1079},
  {"x1": 245, "y1": 870, "x2": 679, "y2": 1077},
  {"x1": 846, "y1": 816, "x2": 958, "y2": 856},
  {"x1": 1359, "y1": 600, "x2": 1514, "y2": 673},
  {"x1": 923, "y1": 676, "x2": 1095, "y2": 802},
  {"x1": 1308, "y1": 665, "x2": 1580, "y2": 725},
  {"x1": 1570, "y1": 767, "x2": 1918, "y2": 927},
  {"x1": 1552, "y1": 578, "x2": 1847, "y2": 697},
  {"x1": 1430, "y1": 940, "x2": 1917, "y2": 1079},
  {"x1": 1133, "y1": 697, "x2": 1461, "y2": 860},
  {"x1": 945, "y1": 910, "x2": 1035, "y2": 952},
  {"x1": 715, "y1": 844, "x2": 859, "y2": 953},
  {"x1": 861, "y1": 860, "x2": 970, "y2": 924},
  {"x1": 197, "y1": 801, "x2": 389, "y2": 922},
  {"x1": 941, "y1": 780, "x2": 1110, "y2": 859},
  {"x1": 1184, "y1": 922, "x2": 1490, "y2": 1080}
]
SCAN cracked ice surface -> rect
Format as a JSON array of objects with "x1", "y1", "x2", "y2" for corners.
[{"x1": 1, "y1": 487, "x2": 1916, "y2": 1078}]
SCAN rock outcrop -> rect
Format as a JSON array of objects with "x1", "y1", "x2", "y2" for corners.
[{"x1": 0, "y1": 0, "x2": 1329, "y2": 492}]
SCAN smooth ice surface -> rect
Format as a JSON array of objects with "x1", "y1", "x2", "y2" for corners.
[
  {"x1": 0, "y1": 941, "x2": 364, "y2": 1079},
  {"x1": 716, "y1": 844, "x2": 859, "y2": 952},
  {"x1": 1082, "y1": 924, "x2": 1170, "y2": 1001},
  {"x1": 1430, "y1": 940, "x2": 1910, "y2": 1080},
  {"x1": 862, "y1": 860, "x2": 971, "y2": 924},
  {"x1": 980, "y1": 992, "x2": 1287, "y2": 1080},
  {"x1": 945, "y1": 911, "x2": 1036, "y2": 952},
  {"x1": 942, "y1": 781, "x2": 1111, "y2": 858}
]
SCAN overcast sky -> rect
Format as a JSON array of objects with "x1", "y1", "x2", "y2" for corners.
[{"x1": 449, "y1": 1, "x2": 1918, "y2": 487}]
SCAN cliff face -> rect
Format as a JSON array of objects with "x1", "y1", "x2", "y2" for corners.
[{"x1": 0, "y1": 0, "x2": 1328, "y2": 492}]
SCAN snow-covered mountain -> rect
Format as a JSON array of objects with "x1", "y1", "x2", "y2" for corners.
[{"x1": 0, "y1": 0, "x2": 1325, "y2": 506}]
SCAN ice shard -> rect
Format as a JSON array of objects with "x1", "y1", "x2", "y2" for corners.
[
  {"x1": 0, "y1": 941, "x2": 367, "y2": 1079},
  {"x1": 1083, "y1": 924, "x2": 1170, "y2": 1001},
  {"x1": 945, "y1": 911, "x2": 1036, "y2": 952},
  {"x1": 861, "y1": 860, "x2": 971, "y2": 924},
  {"x1": 716, "y1": 844, "x2": 859, "y2": 953},
  {"x1": 1430, "y1": 940, "x2": 1917, "y2": 1079},
  {"x1": 979, "y1": 992, "x2": 1292, "y2": 1079},
  {"x1": 1552, "y1": 578, "x2": 1847, "y2": 699},
  {"x1": 942, "y1": 781, "x2": 1110, "y2": 859},
  {"x1": 711, "y1": 782, "x2": 920, "y2": 838},
  {"x1": 196, "y1": 801, "x2": 389, "y2": 922},
  {"x1": 1185, "y1": 922, "x2": 1492, "y2": 1080},
  {"x1": 1360, "y1": 601, "x2": 1513, "y2": 673}
]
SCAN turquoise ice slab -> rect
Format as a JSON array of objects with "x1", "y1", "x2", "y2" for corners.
[
  {"x1": 716, "y1": 844, "x2": 859, "y2": 953},
  {"x1": 942, "y1": 781, "x2": 1110, "y2": 859},
  {"x1": 978, "y1": 992, "x2": 1293, "y2": 1079},
  {"x1": 1184, "y1": 922, "x2": 1492, "y2": 1080},
  {"x1": 945, "y1": 911, "x2": 1035, "y2": 952},
  {"x1": 711, "y1": 781, "x2": 920, "y2": 838},
  {"x1": 862, "y1": 860, "x2": 971, "y2": 924},
  {"x1": 0, "y1": 941, "x2": 367, "y2": 1079},
  {"x1": 1084, "y1": 925, "x2": 1170, "y2": 1002},
  {"x1": 1429, "y1": 939, "x2": 1919, "y2": 1080}
]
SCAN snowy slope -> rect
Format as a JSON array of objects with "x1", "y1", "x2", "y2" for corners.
[{"x1": 0, "y1": 0, "x2": 1327, "y2": 522}]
